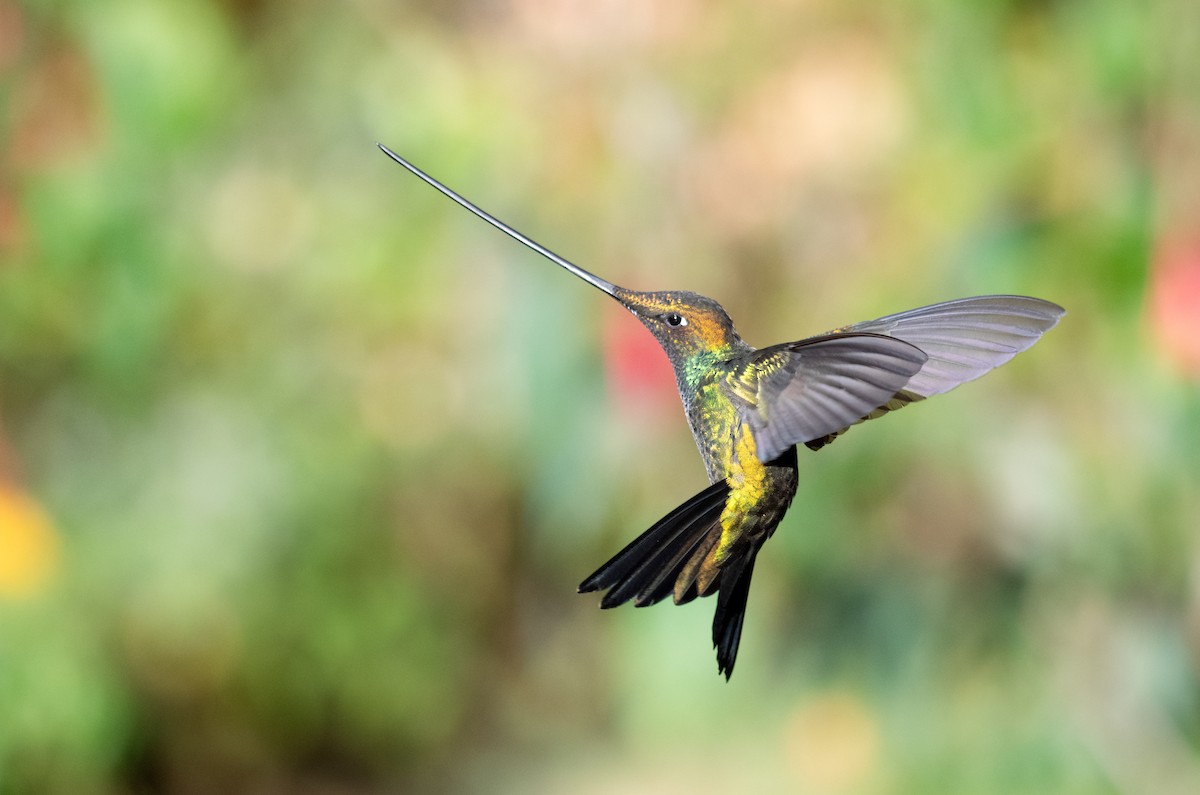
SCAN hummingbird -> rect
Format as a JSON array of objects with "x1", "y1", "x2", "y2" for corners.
[{"x1": 378, "y1": 143, "x2": 1065, "y2": 679}]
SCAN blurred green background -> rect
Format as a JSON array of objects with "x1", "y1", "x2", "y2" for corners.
[{"x1": 2, "y1": 1, "x2": 1199, "y2": 793}]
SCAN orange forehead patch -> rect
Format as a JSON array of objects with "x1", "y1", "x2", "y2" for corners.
[{"x1": 690, "y1": 310, "x2": 734, "y2": 348}]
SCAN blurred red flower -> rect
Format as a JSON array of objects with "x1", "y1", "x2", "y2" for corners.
[
  {"x1": 602, "y1": 305, "x2": 678, "y2": 416},
  {"x1": 1148, "y1": 238, "x2": 1200, "y2": 378}
]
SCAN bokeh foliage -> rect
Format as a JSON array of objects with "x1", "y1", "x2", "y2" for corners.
[{"x1": 2, "y1": 1, "x2": 1199, "y2": 793}]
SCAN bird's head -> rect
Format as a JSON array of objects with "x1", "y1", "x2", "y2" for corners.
[{"x1": 614, "y1": 288, "x2": 744, "y2": 362}]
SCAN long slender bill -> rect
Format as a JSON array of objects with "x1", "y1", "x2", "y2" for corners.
[{"x1": 377, "y1": 143, "x2": 619, "y2": 297}]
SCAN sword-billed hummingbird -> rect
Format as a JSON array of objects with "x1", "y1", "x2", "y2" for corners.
[{"x1": 378, "y1": 143, "x2": 1064, "y2": 680}]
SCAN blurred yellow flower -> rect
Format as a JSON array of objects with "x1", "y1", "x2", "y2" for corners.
[
  {"x1": 0, "y1": 484, "x2": 59, "y2": 598},
  {"x1": 783, "y1": 690, "x2": 882, "y2": 794}
]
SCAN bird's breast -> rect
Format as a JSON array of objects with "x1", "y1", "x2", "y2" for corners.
[
  {"x1": 679, "y1": 375, "x2": 798, "y2": 579},
  {"x1": 684, "y1": 379, "x2": 798, "y2": 515}
]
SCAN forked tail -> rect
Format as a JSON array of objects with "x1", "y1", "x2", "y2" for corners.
[{"x1": 579, "y1": 479, "x2": 759, "y2": 679}]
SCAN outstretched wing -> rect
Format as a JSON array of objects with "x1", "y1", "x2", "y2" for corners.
[
  {"x1": 725, "y1": 333, "x2": 928, "y2": 463},
  {"x1": 804, "y1": 295, "x2": 1065, "y2": 450}
]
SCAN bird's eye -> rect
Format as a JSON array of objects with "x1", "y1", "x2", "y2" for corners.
[{"x1": 665, "y1": 313, "x2": 687, "y2": 327}]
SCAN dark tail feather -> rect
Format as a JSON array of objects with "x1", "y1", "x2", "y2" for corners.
[
  {"x1": 712, "y1": 549, "x2": 758, "y2": 680},
  {"x1": 578, "y1": 480, "x2": 729, "y2": 608},
  {"x1": 643, "y1": 528, "x2": 715, "y2": 610},
  {"x1": 580, "y1": 480, "x2": 760, "y2": 680}
]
